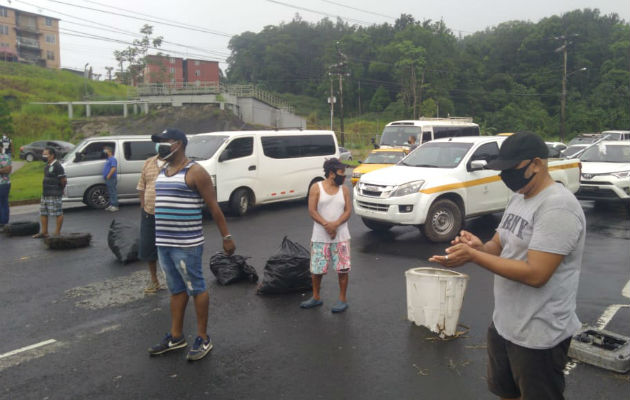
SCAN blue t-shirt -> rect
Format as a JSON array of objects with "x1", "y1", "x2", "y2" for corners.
[{"x1": 103, "y1": 156, "x2": 118, "y2": 180}]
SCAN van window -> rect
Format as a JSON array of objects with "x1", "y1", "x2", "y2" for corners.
[
  {"x1": 433, "y1": 126, "x2": 480, "y2": 139},
  {"x1": 124, "y1": 141, "x2": 157, "y2": 161},
  {"x1": 261, "y1": 135, "x2": 335, "y2": 159},
  {"x1": 187, "y1": 135, "x2": 228, "y2": 160},
  {"x1": 220, "y1": 137, "x2": 253, "y2": 161},
  {"x1": 380, "y1": 126, "x2": 422, "y2": 146},
  {"x1": 77, "y1": 142, "x2": 115, "y2": 162},
  {"x1": 422, "y1": 131, "x2": 432, "y2": 143}
]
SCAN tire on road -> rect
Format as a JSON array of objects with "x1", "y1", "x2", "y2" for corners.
[
  {"x1": 361, "y1": 217, "x2": 393, "y2": 232},
  {"x1": 230, "y1": 188, "x2": 252, "y2": 216},
  {"x1": 4, "y1": 221, "x2": 40, "y2": 236},
  {"x1": 423, "y1": 198, "x2": 462, "y2": 243},
  {"x1": 85, "y1": 185, "x2": 109, "y2": 209},
  {"x1": 45, "y1": 233, "x2": 92, "y2": 250}
]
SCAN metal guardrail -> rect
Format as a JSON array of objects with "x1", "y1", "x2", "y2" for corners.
[{"x1": 132, "y1": 82, "x2": 294, "y2": 113}]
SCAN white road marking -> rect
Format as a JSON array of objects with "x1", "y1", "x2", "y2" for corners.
[
  {"x1": 594, "y1": 304, "x2": 630, "y2": 330},
  {"x1": 622, "y1": 280, "x2": 630, "y2": 299},
  {"x1": 0, "y1": 339, "x2": 57, "y2": 360}
]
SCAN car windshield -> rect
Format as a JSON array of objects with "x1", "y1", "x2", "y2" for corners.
[
  {"x1": 568, "y1": 136, "x2": 599, "y2": 145},
  {"x1": 580, "y1": 144, "x2": 630, "y2": 163},
  {"x1": 380, "y1": 126, "x2": 421, "y2": 147},
  {"x1": 401, "y1": 142, "x2": 472, "y2": 168},
  {"x1": 186, "y1": 135, "x2": 228, "y2": 160},
  {"x1": 363, "y1": 151, "x2": 405, "y2": 164},
  {"x1": 563, "y1": 145, "x2": 587, "y2": 157}
]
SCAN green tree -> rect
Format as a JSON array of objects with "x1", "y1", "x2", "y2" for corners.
[
  {"x1": 113, "y1": 24, "x2": 163, "y2": 86},
  {"x1": 0, "y1": 98, "x2": 13, "y2": 135},
  {"x1": 369, "y1": 86, "x2": 390, "y2": 112}
]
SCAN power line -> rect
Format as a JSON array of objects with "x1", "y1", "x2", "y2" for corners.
[
  {"x1": 320, "y1": 0, "x2": 396, "y2": 19},
  {"x1": 265, "y1": 0, "x2": 375, "y2": 26}
]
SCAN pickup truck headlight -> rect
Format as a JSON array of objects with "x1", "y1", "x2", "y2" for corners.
[
  {"x1": 610, "y1": 170, "x2": 630, "y2": 179},
  {"x1": 390, "y1": 180, "x2": 425, "y2": 197}
]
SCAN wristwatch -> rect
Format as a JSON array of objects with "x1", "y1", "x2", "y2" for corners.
[{"x1": 223, "y1": 234, "x2": 233, "y2": 241}]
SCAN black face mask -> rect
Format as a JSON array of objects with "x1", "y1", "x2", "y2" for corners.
[
  {"x1": 156, "y1": 143, "x2": 176, "y2": 160},
  {"x1": 334, "y1": 173, "x2": 346, "y2": 186},
  {"x1": 500, "y1": 160, "x2": 535, "y2": 192}
]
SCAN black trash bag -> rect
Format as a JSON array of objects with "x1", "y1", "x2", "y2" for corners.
[
  {"x1": 209, "y1": 252, "x2": 258, "y2": 285},
  {"x1": 107, "y1": 219, "x2": 139, "y2": 264},
  {"x1": 257, "y1": 236, "x2": 312, "y2": 295}
]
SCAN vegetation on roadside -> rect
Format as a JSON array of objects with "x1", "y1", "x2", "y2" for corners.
[
  {"x1": 0, "y1": 62, "x2": 131, "y2": 150},
  {"x1": 227, "y1": 9, "x2": 630, "y2": 138},
  {"x1": 8, "y1": 161, "x2": 43, "y2": 203}
]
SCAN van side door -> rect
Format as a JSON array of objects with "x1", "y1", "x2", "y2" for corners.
[
  {"x1": 216, "y1": 136, "x2": 257, "y2": 204},
  {"x1": 119, "y1": 140, "x2": 157, "y2": 198}
]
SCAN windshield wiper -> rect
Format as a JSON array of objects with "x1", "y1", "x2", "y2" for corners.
[{"x1": 413, "y1": 164, "x2": 439, "y2": 168}]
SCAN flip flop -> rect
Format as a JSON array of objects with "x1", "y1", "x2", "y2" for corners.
[
  {"x1": 300, "y1": 297, "x2": 323, "y2": 309},
  {"x1": 32, "y1": 233, "x2": 49, "y2": 239}
]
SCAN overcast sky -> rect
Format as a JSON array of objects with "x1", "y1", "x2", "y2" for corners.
[{"x1": 2, "y1": 0, "x2": 628, "y2": 77}]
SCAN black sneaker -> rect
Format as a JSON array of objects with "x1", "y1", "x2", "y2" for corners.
[
  {"x1": 148, "y1": 333, "x2": 187, "y2": 356},
  {"x1": 186, "y1": 335, "x2": 213, "y2": 361}
]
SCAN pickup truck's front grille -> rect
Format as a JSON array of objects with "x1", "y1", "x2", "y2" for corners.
[
  {"x1": 357, "y1": 200, "x2": 389, "y2": 212},
  {"x1": 357, "y1": 182, "x2": 394, "y2": 198},
  {"x1": 580, "y1": 181, "x2": 612, "y2": 185},
  {"x1": 362, "y1": 190, "x2": 382, "y2": 197}
]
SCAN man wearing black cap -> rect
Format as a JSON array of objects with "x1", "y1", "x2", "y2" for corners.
[
  {"x1": 147, "y1": 128, "x2": 235, "y2": 362},
  {"x1": 430, "y1": 131, "x2": 585, "y2": 400}
]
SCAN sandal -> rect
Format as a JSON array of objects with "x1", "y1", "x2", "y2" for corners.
[
  {"x1": 331, "y1": 301, "x2": 348, "y2": 313},
  {"x1": 300, "y1": 297, "x2": 323, "y2": 309},
  {"x1": 32, "y1": 232, "x2": 49, "y2": 239}
]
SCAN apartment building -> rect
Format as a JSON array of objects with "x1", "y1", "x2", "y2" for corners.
[
  {"x1": 0, "y1": 5, "x2": 60, "y2": 68},
  {"x1": 144, "y1": 55, "x2": 219, "y2": 86}
]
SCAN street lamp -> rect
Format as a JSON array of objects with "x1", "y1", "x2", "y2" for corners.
[{"x1": 561, "y1": 66, "x2": 587, "y2": 142}]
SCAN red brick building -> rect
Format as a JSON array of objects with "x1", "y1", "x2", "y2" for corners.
[{"x1": 144, "y1": 55, "x2": 219, "y2": 86}]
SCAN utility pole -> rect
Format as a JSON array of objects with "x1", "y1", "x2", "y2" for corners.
[
  {"x1": 328, "y1": 74, "x2": 335, "y2": 130},
  {"x1": 358, "y1": 80, "x2": 361, "y2": 115},
  {"x1": 105, "y1": 66, "x2": 113, "y2": 81},
  {"x1": 329, "y1": 41, "x2": 350, "y2": 147},
  {"x1": 554, "y1": 34, "x2": 579, "y2": 143}
]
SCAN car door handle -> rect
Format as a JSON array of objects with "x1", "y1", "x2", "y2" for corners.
[{"x1": 248, "y1": 165, "x2": 256, "y2": 171}]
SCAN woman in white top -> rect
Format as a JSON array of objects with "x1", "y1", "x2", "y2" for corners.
[{"x1": 300, "y1": 158, "x2": 353, "y2": 313}]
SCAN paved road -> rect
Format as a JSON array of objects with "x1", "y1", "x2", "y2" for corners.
[{"x1": 1, "y1": 195, "x2": 628, "y2": 399}]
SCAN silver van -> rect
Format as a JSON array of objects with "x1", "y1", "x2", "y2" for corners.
[{"x1": 62, "y1": 135, "x2": 156, "y2": 208}]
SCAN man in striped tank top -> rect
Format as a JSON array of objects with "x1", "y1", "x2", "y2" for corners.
[
  {"x1": 147, "y1": 129, "x2": 235, "y2": 362},
  {"x1": 300, "y1": 158, "x2": 352, "y2": 313}
]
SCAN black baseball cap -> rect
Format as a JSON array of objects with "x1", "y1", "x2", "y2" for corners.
[
  {"x1": 486, "y1": 131, "x2": 549, "y2": 170},
  {"x1": 151, "y1": 128, "x2": 188, "y2": 146}
]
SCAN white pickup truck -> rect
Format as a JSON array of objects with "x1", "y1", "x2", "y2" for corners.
[{"x1": 353, "y1": 136, "x2": 581, "y2": 242}]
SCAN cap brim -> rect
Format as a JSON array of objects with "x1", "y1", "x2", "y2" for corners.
[
  {"x1": 485, "y1": 158, "x2": 522, "y2": 171},
  {"x1": 151, "y1": 133, "x2": 167, "y2": 142}
]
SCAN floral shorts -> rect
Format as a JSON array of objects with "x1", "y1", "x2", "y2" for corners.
[{"x1": 310, "y1": 241, "x2": 351, "y2": 275}]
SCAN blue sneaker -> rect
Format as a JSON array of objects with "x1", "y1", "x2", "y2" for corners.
[
  {"x1": 187, "y1": 335, "x2": 213, "y2": 361},
  {"x1": 300, "y1": 297, "x2": 323, "y2": 309},
  {"x1": 148, "y1": 333, "x2": 187, "y2": 356},
  {"x1": 331, "y1": 301, "x2": 348, "y2": 313}
]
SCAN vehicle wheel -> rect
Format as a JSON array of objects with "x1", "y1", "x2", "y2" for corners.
[
  {"x1": 85, "y1": 185, "x2": 110, "y2": 209},
  {"x1": 230, "y1": 188, "x2": 251, "y2": 216},
  {"x1": 45, "y1": 233, "x2": 92, "y2": 250},
  {"x1": 423, "y1": 199, "x2": 463, "y2": 243},
  {"x1": 361, "y1": 217, "x2": 393, "y2": 232},
  {"x1": 25, "y1": 153, "x2": 35, "y2": 162},
  {"x1": 4, "y1": 221, "x2": 40, "y2": 237}
]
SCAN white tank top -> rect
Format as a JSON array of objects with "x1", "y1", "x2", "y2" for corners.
[{"x1": 311, "y1": 181, "x2": 351, "y2": 243}]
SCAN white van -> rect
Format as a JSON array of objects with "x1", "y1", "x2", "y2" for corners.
[
  {"x1": 62, "y1": 135, "x2": 156, "y2": 208},
  {"x1": 186, "y1": 130, "x2": 339, "y2": 215},
  {"x1": 379, "y1": 118, "x2": 480, "y2": 149}
]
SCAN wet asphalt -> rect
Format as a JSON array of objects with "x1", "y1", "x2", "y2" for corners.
[{"x1": 0, "y1": 191, "x2": 629, "y2": 399}]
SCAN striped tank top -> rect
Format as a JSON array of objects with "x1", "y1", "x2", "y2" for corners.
[{"x1": 155, "y1": 161, "x2": 205, "y2": 247}]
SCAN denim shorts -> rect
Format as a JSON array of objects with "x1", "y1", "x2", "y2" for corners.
[
  {"x1": 310, "y1": 241, "x2": 351, "y2": 275},
  {"x1": 138, "y1": 210, "x2": 157, "y2": 261},
  {"x1": 157, "y1": 245, "x2": 205, "y2": 296}
]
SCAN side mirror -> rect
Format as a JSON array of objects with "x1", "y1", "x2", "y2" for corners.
[
  {"x1": 358, "y1": 160, "x2": 363, "y2": 164},
  {"x1": 469, "y1": 159, "x2": 487, "y2": 171},
  {"x1": 218, "y1": 151, "x2": 229, "y2": 162},
  {"x1": 74, "y1": 153, "x2": 81, "y2": 162}
]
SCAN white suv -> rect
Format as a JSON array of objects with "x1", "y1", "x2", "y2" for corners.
[{"x1": 577, "y1": 141, "x2": 630, "y2": 203}]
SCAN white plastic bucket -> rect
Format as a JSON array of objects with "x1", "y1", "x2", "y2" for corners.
[{"x1": 405, "y1": 267, "x2": 469, "y2": 338}]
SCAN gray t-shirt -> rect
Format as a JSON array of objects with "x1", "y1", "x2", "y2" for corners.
[{"x1": 494, "y1": 183, "x2": 585, "y2": 349}]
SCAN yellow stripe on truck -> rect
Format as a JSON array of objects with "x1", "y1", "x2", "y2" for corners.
[
  {"x1": 420, "y1": 175, "x2": 501, "y2": 194},
  {"x1": 418, "y1": 162, "x2": 580, "y2": 195}
]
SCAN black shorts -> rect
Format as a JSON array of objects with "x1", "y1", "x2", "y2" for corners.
[
  {"x1": 138, "y1": 209, "x2": 157, "y2": 261},
  {"x1": 487, "y1": 323, "x2": 571, "y2": 400}
]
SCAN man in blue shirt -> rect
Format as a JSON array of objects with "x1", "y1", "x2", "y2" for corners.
[{"x1": 103, "y1": 146, "x2": 118, "y2": 212}]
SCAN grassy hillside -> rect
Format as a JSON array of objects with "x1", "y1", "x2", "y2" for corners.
[{"x1": 1, "y1": 61, "x2": 130, "y2": 149}]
